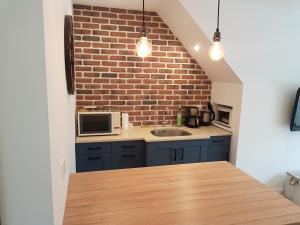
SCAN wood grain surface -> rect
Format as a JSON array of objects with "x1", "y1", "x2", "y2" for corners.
[{"x1": 63, "y1": 162, "x2": 300, "y2": 225}]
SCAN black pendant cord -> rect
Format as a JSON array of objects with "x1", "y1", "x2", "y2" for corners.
[
  {"x1": 213, "y1": 0, "x2": 221, "y2": 41},
  {"x1": 217, "y1": 0, "x2": 220, "y2": 31},
  {"x1": 143, "y1": 0, "x2": 145, "y2": 27},
  {"x1": 141, "y1": 0, "x2": 146, "y2": 36}
]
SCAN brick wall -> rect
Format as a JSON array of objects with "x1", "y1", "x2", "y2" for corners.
[{"x1": 73, "y1": 4, "x2": 211, "y2": 126}]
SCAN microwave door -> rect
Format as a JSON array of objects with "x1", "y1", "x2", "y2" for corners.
[{"x1": 80, "y1": 114, "x2": 112, "y2": 135}]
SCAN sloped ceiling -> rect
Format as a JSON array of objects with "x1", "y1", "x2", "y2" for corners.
[{"x1": 72, "y1": 0, "x2": 241, "y2": 83}]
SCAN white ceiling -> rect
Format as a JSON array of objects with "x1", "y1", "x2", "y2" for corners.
[{"x1": 72, "y1": 0, "x2": 159, "y2": 11}]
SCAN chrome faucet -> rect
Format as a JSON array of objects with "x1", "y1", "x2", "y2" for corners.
[{"x1": 162, "y1": 107, "x2": 171, "y2": 127}]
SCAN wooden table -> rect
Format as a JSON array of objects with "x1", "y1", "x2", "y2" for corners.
[{"x1": 63, "y1": 162, "x2": 300, "y2": 225}]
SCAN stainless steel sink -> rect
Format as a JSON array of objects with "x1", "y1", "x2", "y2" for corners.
[{"x1": 151, "y1": 128, "x2": 192, "y2": 137}]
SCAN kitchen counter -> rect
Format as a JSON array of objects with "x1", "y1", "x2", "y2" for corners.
[
  {"x1": 63, "y1": 162, "x2": 300, "y2": 225},
  {"x1": 76, "y1": 125, "x2": 231, "y2": 143}
]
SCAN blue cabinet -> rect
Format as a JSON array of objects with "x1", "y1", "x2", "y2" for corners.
[
  {"x1": 111, "y1": 141, "x2": 145, "y2": 169},
  {"x1": 147, "y1": 141, "x2": 178, "y2": 166},
  {"x1": 207, "y1": 136, "x2": 231, "y2": 162},
  {"x1": 179, "y1": 140, "x2": 208, "y2": 163},
  {"x1": 146, "y1": 140, "x2": 208, "y2": 167},
  {"x1": 75, "y1": 135, "x2": 231, "y2": 172},
  {"x1": 76, "y1": 153, "x2": 111, "y2": 172},
  {"x1": 76, "y1": 141, "x2": 145, "y2": 172},
  {"x1": 75, "y1": 142, "x2": 112, "y2": 172}
]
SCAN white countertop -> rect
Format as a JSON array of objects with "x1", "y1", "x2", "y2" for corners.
[{"x1": 76, "y1": 125, "x2": 232, "y2": 143}]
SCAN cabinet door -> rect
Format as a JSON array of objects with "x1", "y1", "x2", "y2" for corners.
[
  {"x1": 178, "y1": 140, "x2": 208, "y2": 164},
  {"x1": 146, "y1": 142, "x2": 178, "y2": 166},
  {"x1": 207, "y1": 145, "x2": 229, "y2": 162},
  {"x1": 207, "y1": 136, "x2": 231, "y2": 162},
  {"x1": 76, "y1": 153, "x2": 111, "y2": 172}
]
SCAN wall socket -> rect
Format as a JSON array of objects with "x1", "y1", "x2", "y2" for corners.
[{"x1": 61, "y1": 159, "x2": 67, "y2": 179}]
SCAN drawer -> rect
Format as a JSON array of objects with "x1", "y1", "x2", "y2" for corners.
[
  {"x1": 209, "y1": 136, "x2": 231, "y2": 145},
  {"x1": 112, "y1": 141, "x2": 144, "y2": 153},
  {"x1": 112, "y1": 149, "x2": 145, "y2": 169},
  {"x1": 76, "y1": 142, "x2": 111, "y2": 155},
  {"x1": 76, "y1": 153, "x2": 111, "y2": 172}
]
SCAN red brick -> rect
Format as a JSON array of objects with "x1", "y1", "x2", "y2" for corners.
[
  {"x1": 73, "y1": 4, "x2": 91, "y2": 10},
  {"x1": 74, "y1": 16, "x2": 90, "y2": 23},
  {"x1": 101, "y1": 12, "x2": 118, "y2": 18},
  {"x1": 92, "y1": 6, "x2": 109, "y2": 11},
  {"x1": 82, "y1": 23, "x2": 99, "y2": 29},
  {"x1": 74, "y1": 6, "x2": 211, "y2": 125},
  {"x1": 119, "y1": 14, "x2": 135, "y2": 20},
  {"x1": 92, "y1": 18, "x2": 109, "y2": 24},
  {"x1": 82, "y1": 11, "x2": 100, "y2": 17}
]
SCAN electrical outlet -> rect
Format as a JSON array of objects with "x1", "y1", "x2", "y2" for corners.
[{"x1": 61, "y1": 159, "x2": 67, "y2": 179}]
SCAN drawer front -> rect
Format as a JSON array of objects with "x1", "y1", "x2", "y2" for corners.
[
  {"x1": 209, "y1": 136, "x2": 231, "y2": 145},
  {"x1": 76, "y1": 142, "x2": 111, "y2": 155},
  {"x1": 76, "y1": 153, "x2": 111, "y2": 172},
  {"x1": 112, "y1": 149, "x2": 145, "y2": 169},
  {"x1": 112, "y1": 141, "x2": 144, "y2": 153}
]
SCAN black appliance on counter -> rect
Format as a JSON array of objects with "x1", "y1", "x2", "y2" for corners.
[
  {"x1": 200, "y1": 102, "x2": 215, "y2": 126},
  {"x1": 185, "y1": 106, "x2": 200, "y2": 128}
]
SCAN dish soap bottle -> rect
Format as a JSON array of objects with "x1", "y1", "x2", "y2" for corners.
[{"x1": 176, "y1": 106, "x2": 183, "y2": 127}]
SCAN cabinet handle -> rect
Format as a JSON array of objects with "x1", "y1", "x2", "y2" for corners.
[
  {"x1": 181, "y1": 148, "x2": 184, "y2": 160},
  {"x1": 122, "y1": 145, "x2": 136, "y2": 149},
  {"x1": 88, "y1": 156, "x2": 102, "y2": 160},
  {"x1": 122, "y1": 154, "x2": 136, "y2": 158},
  {"x1": 88, "y1": 147, "x2": 102, "y2": 151},
  {"x1": 172, "y1": 148, "x2": 177, "y2": 161}
]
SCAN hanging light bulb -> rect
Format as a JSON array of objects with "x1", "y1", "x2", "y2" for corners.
[
  {"x1": 135, "y1": 0, "x2": 152, "y2": 58},
  {"x1": 209, "y1": 0, "x2": 224, "y2": 61},
  {"x1": 136, "y1": 36, "x2": 152, "y2": 58},
  {"x1": 209, "y1": 29, "x2": 224, "y2": 61}
]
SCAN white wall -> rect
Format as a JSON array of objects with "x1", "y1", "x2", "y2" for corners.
[
  {"x1": 0, "y1": 0, "x2": 75, "y2": 224},
  {"x1": 155, "y1": 0, "x2": 240, "y2": 83},
  {"x1": 180, "y1": 0, "x2": 300, "y2": 190},
  {"x1": 211, "y1": 82, "x2": 243, "y2": 164},
  {"x1": 43, "y1": 0, "x2": 75, "y2": 224},
  {"x1": 0, "y1": 0, "x2": 54, "y2": 225}
]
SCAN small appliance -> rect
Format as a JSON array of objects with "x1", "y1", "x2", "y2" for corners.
[
  {"x1": 185, "y1": 107, "x2": 200, "y2": 128},
  {"x1": 201, "y1": 102, "x2": 216, "y2": 126},
  {"x1": 215, "y1": 105, "x2": 232, "y2": 128},
  {"x1": 77, "y1": 111, "x2": 121, "y2": 136}
]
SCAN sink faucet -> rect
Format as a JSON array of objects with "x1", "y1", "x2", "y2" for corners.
[{"x1": 162, "y1": 107, "x2": 171, "y2": 127}]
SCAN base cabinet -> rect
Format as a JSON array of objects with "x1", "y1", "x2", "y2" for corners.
[
  {"x1": 75, "y1": 136, "x2": 231, "y2": 173},
  {"x1": 146, "y1": 142, "x2": 178, "y2": 166},
  {"x1": 146, "y1": 140, "x2": 208, "y2": 167},
  {"x1": 207, "y1": 136, "x2": 231, "y2": 162},
  {"x1": 76, "y1": 153, "x2": 111, "y2": 172},
  {"x1": 111, "y1": 141, "x2": 145, "y2": 169}
]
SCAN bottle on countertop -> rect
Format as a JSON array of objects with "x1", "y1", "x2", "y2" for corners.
[{"x1": 176, "y1": 106, "x2": 183, "y2": 127}]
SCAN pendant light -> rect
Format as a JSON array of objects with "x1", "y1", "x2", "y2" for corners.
[
  {"x1": 135, "y1": 0, "x2": 152, "y2": 58},
  {"x1": 209, "y1": 0, "x2": 224, "y2": 61}
]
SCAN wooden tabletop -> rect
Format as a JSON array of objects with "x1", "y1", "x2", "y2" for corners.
[{"x1": 63, "y1": 162, "x2": 300, "y2": 225}]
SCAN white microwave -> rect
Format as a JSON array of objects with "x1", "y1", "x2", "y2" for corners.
[
  {"x1": 77, "y1": 111, "x2": 121, "y2": 136},
  {"x1": 215, "y1": 107, "x2": 232, "y2": 128}
]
